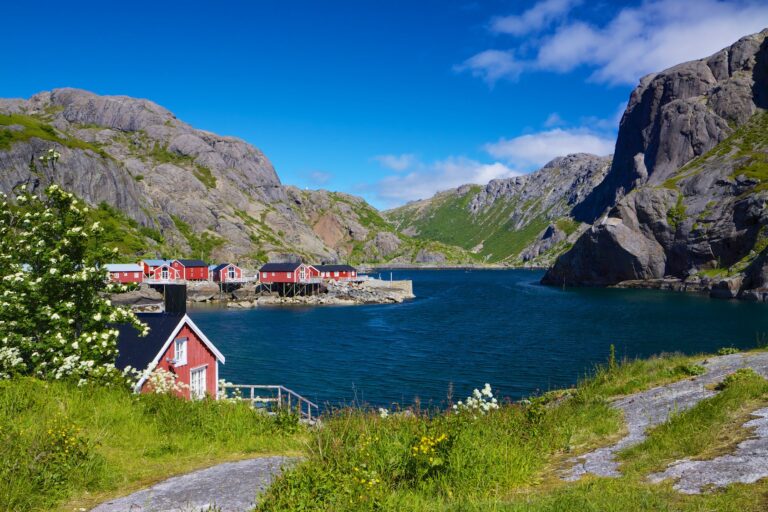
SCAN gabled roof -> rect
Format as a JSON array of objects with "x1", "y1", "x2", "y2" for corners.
[
  {"x1": 116, "y1": 313, "x2": 225, "y2": 392},
  {"x1": 315, "y1": 264, "x2": 357, "y2": 272},
  {"x1": 106, "y1": 263, "x2": 143, "y2": 272},
  {"x1": 259, "y1": 262, "x2": 303, "y2": 272},
  {"x1": 212, "y1": 263, "x2": 237, "y2": 272},
  {"x1": 143, "y1": 259, "x2": 171, "y2": 267},
  {"x1": 175, "y1": 259, "x2": 209, "y2": 267}
]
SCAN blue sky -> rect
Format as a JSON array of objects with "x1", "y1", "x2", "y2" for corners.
[{"x1": 3, "y1": 1, "x2": 768, "y2": 208}]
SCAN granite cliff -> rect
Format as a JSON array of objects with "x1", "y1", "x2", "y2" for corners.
[
  {"x1": 543, "y1": 29, "x2": 768, "y2": 300},
  {"x1": 0, "y1": 89, "x2": 469, "y2": 265}
]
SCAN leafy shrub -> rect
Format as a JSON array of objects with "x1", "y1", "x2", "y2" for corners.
[
  {"x1": 717, "y1": 347, "x2": 740, "y2": 355},
  {"x1": 715, "y1": 368, "x2": 761, "y2": 391}
]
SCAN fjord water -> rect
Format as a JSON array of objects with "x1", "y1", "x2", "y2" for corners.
[{"x1": 190, "y1": 269, "x2": 768, "y2": 408}]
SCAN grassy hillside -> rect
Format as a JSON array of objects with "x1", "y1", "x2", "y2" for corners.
[
  {"x1": 258, "y1": 348, "x2": 768, "y2": 511},
  {"x1": 0, "y1": 379, "x2": 305, "y2": 512},
  {"x1": 387, "y1": 188, "x2": 569, "y2": 264}
]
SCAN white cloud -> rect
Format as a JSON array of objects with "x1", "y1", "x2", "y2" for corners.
[
  {"x1": 375, "y1": 157, "x2": 520, "y2": 206},
  {"x1": 490, "y1": 0, "x2": 581, "y2": 36},
  {"x1": 484, "y1": 128, "x2": 614, "y2": 168},
  {"x1": 534, "y1": 0, "x2": 768, "y2": 85},
  {"x1": 372, "y1": 153, "x2": 417, "y2": 172},
  {"x1": 544, "y1": 112, "x2": 565, "y2": 127},
  {"x1": 454, "y1": 49, "x2": 524, "y2": 85},
  {"x1": 460, "y1": 0, "x2": 768, "y2": 86},
  {"x1": 308, "y1": 170, "x2": 332, "y2": 185}
]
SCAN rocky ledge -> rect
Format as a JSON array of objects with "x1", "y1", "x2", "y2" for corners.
[
  {"x1": 227, "y1": 279, "x2": 415, "y2": 308},
  {"x1": 613, "y1": 275, "x2": 768, "y2": 301}
]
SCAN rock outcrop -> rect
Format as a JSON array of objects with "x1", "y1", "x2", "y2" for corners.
[
  {"x1": 0, "y1": 88, "x2": 466, "y2": 266},
  {"x1": 386, "y1": 153, "x2": 611, "y2": 264},
  {"x1": 544, "y1": 29, "x2": 768, "y2": 300}
]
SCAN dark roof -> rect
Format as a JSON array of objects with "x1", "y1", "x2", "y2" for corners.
[
  {"x1": 212, "y1": 263, "x2": 235, "y2": 272},
  {"x1": 115, "y1": 313, "x2": 185, "y2": 371},
  {"x1": 175, "y1": 259, "x2": 208, "y2": 267},
  {"x1": 259, "y1": 262, "x2": 302, "y2": 272},
  {"x1": 315, "y1": 264, "x2": 357, "y2": 272}
]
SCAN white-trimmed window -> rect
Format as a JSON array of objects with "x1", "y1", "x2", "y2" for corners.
[
  {"x1": 334, "y1": 271, "x2": 339, "y2": 277},
  {"x1": 190, "y1": 366, "x2": 207, "y2": 400},
  {"x1": 287, "y1": 272, "x2": 292, "y2": 278},
  {"x1": 262, "y1": 272, "x2": 267, "y2": 278},
  {"x1": 228, "y1": 267, "x2": 236, "y2": 279},
  {"x1": 133, "y1": 272, "x2": 139, "y2": 278},
  {"x1": 174, "y1": 337, "x2": 188, "y2": 366}
]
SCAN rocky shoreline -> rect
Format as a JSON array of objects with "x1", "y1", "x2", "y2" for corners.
[
  {"x1": 613, "y1": 275, "x2": 768, "y2": 302},
  {"x1": 110, "y1": 278, "x2": 415, "y2": 310}
]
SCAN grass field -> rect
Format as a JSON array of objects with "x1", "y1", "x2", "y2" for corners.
[{"x1": 0, "y1": 379, "x2": 306, "y2": 512}]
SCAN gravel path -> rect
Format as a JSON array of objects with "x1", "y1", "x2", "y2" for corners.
[
  {"x1": 563, "y1": 352, "x2": 768, "y2": 484},
  {"x1": 90, "y1": 456, "x2": 295, "y2": 512}
]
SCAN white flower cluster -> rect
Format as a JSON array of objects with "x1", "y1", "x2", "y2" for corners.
[
  {"x1": 123, "y1": 364, "x2": 188, "y2": 395},
  {"x1": 378, "y1": 407, "x2": 390, "y2": 419},
  {"x1": 453, "y1": 383, "x2": 499, "y2": 415}
]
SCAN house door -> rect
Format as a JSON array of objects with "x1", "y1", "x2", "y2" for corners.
[
  {"x1": 228, "y1": 267, "x2": 235, "y2": 280},
  {"x1": 190, "y1": 367, "x2": 207, "y2": 400},
  {"x1": 161, "y1": 268, "x2": 169, "y2": 280},
  {"x1": 299, "y1": 267, "x2": 306, "y2": 281}
]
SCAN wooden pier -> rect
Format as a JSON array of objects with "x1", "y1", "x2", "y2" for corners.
[{"x1": 221, "y1": 384, "x2": 319, "y2": 423}]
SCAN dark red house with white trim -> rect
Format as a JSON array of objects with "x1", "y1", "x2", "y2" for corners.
[
  {"x1": 315, "y1": 264, "x2": 358, "y2": 281},
  {"x1": 116, "y1": 287, "x2": 225, "y2": 400},
  {"x1": 172, "y1": 259, "x2": 210, "y2": 281},
  {"x1": 259, "y1": 262, "x2": 320, "y2": 284},
  {"x1": 142, "y1": 259, "x2": 181, "y2": 282},
  {"x1": 105, "y1": 264, "x2": 144, "y2": 284},
  {"x1": 211, "y1": 263, "x2": 244, "y2": 283}
]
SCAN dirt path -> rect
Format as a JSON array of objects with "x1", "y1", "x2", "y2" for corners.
[
  {"x1": 90, "y1": 456, "x2": 295, "y2": 512},
  {"x1": 563, "y1": 352, "x2": 768, "y2": 488}
]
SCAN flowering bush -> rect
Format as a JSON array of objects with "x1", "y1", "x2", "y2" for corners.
[
  {"x1": 452, "y1": 383, "x2": 499, "y2": 416},
  {"x1": 0, "y1": 172, "x2": 146, "y2": 383}
]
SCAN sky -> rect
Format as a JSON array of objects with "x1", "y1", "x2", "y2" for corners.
[{"x1": 3, "y1": 1, "x2": 768, "y2": 209}]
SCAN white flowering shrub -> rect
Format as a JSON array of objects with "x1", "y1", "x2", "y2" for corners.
[
  {"x1": 0, "y1": 178, "x2": 146, "y2": 382},
  {"x1": 452, "y1": 383, "x2": 499, "y2": 416}
]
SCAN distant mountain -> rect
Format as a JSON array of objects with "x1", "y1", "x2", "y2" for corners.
[
  {"x1": 385, "y1": 154, "x2": 611, "y2": 265},
  {"x1": 0, "y1": 89, "x2": 472, "y2": 265},
  {"x1": 544, "y1": 29, "x2": 768, "y2": 300}
]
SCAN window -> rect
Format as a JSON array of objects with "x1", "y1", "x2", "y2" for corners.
[
  {"x1": 161, "y1": 268, "x2": 168, "y2": 280},
  {"x1": 262, "y1": 272, "x2": 267, "y2": 278},
  {"x1": 271, "y1": 272, "x2": 275, "y2": 276},
  {"x1": 287, "y1": 272, "x2": 292, "y2": 278},
  {"x1": 133, "y1": 272, "x2": 139, "y2": 278},
  {"x1": 228, "y1": 267, "x2": 236, "y2": 279},
  {"x1": 334, "y1": 271, "x2": 339, "y2": 277},
  {"x1": 190, "y1": 366, "x2": 207, "y2": 400},
  {"x1": 174, "y1": 337, "x2": 187, "y2": 366}
]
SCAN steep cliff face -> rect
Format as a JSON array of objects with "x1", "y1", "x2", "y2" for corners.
[
  {"x1": 544, "y1": 29, "x2": 768, "y2": 299},
  {"x1": 574, "y1": 29, "x2": 768, "y2": 222},
  {"x1": 0, "y1": 88, "x2": 462, "y2": 265},
  {"x1": 385, "y1": 153, "x2": 611, "y2": 264}
]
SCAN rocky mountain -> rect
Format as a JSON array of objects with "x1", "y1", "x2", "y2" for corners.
[
  {"x1": 385, "y1": 153, "x2": 612, "y2": 265},
  {"x1": 543, "y1": 29, "x2": 768, "y2": 299},
  {"x1": 0, "y1": 88, "x2": 470, "y2": 266}
]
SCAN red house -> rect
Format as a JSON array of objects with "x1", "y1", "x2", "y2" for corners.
[
  {"x1": 315, "y1": 264, "x2": 358, "y2": 281},
  {"x1": 172, "y1": 259, "x2": 210, "y2": 281},
  {"x1": 116, "y1": 309, "x2": 225, "y2": 400},
  {"x1": 143, "y1": 259, "x2": 181, "y2": 282},
  {"x1": 105, "y1": 263, "x2": 144, "y2": 284},
  {"x1": 259, "y1": 262, "x2": 320, "y2": 284},
  {"x1": 211, "y1": 263, "x2": 244, "y2": 283}
]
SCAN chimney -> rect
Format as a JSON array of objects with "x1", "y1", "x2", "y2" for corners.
[{"x1": 162, "y1": 284, "x2": 187, "y2": 315}]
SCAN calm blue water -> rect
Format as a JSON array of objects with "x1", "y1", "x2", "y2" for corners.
[{"x1": 189, "y1": 269, "x2": 768, "y2": 408}]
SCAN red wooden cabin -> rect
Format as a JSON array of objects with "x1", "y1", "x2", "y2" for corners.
[
  {"x1": 315, "y1": 264, "x2": 358, "y2": 281},
  {"x1": 143, "y1": 260, "x2": 181, "y2": 282},
  {"x1": 172, "y1": 259, "x2": 210, "y2": 281},
  {"x1": 259, "y1": 262, "x2": 320, "y2": 283},
  {"x1": 105, "y1": 263, "x2": 144, "y2": 284},
  {"x1": 211, "y1": 263, "x2": 244, "y2": 283},
  {"x1": 116, "y1": 292, "x2": 225, "y2": 400}
]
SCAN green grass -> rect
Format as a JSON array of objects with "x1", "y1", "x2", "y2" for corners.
[
  {"x1": 0, "y1": 378, "x2": 305, "y2": 512},
  {"x1": 0, "y1": 113, "x2": 110, "y2": 157},
  {"x1": 666, "y1": 193, "x2": 686, "y2": 231},
  {"x1": 257, "y1": 349, "x2": 755, "y2": 511},
  {"x1": 88, "y1": 202, "x2": 161, "y2": 257},
  {"x1": 619, "y1": 368, "x2": 768, "y2": 475},
  {"x1": 387, "y1": 187, "x2": 554, "y2": 263},
  {"x1": 171, "y1": 214, "x2": 225, "y2": 260}
]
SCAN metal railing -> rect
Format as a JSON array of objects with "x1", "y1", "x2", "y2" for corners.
[{"x1": 221, "y1": 384, "x2": 319, "y2": 422}]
